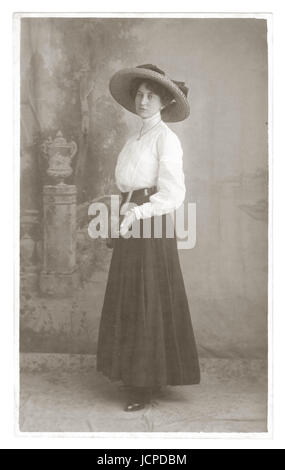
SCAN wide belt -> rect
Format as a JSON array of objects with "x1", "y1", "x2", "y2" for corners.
[{"x1": 120, "y1": 186, "x2": 157, "y2": 204}]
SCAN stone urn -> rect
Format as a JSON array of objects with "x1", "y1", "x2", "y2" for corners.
[{"x1": 42, "y1": 131, "x2": 77, "y2": 184}]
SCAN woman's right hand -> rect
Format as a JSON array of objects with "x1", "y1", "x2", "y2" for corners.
[{"x1": 119, "y1": 210, "x2": 137, "y2": 237}]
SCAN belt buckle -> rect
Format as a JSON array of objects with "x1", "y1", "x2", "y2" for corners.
[{"x1": 144, "y1": 188, "x2": 148, "y2": 196}]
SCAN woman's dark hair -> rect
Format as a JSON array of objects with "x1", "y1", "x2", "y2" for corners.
[{"x1": 129, "y1": 78, "x2": 175, "y2": 106}]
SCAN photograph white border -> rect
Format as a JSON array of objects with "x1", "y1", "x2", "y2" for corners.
[{"x1": 3, "y1": 2, "x2": 279, "y2": 450}]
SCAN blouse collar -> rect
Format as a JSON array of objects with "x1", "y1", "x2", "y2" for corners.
[{"x1": 140, "y1": 110, "x2": 162, "y2": 132}]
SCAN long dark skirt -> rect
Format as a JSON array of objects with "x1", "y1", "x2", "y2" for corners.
[{"x1": 96, "y1": 192, "x2": 200, "y2": 388}]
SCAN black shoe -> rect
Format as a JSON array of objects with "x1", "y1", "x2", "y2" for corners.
[
  {"x1": 124, "y1": 386, "x2": 151, "y2": 412},
  {"x1": 124, "y1": 400, "x2": 146, "y2": 412}
]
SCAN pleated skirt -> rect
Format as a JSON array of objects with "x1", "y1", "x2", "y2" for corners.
[{"x1": 96, "y1": 192, "x2": 200, "y2": 388}]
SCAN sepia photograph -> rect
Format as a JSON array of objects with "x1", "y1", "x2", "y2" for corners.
[{"x1": 17, "y1": 13, "x2": 269, "y2": 434}]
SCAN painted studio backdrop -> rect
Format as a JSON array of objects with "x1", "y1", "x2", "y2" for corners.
[{"x1": 20, "y1": 18, "x2": 268, "y2": 361}]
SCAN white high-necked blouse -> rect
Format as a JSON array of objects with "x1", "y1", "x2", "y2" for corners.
[{"x1": 115, "y1": 111, "x2": 186, "y2": 220}]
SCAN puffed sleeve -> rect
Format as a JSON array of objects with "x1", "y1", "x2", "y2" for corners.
[{"x1": 132, "y1": 128, "x2": 186, "y2": 219}]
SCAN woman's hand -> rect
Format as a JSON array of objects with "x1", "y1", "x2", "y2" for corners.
[{"x1": 120, "y1": 210, "x2": 137, "y2": 237}]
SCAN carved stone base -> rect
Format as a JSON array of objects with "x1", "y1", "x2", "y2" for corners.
[
  {"x1": 20, "y1": 209, "x2": 41, "y2": 292},
  {"x1": 39, "y1": 269, "x2": 79, "y2": 297},
  {"x1": 40, "y1": 183, "x2": 78, "y2": 297}
]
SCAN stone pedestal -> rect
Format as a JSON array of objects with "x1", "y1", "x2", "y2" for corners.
[
  {"x1": 40, "y1": 183, "x2": 79, "y2": 296},
  {"x1": 20, "y1": 209, "x2": 41, "y2": 292}
]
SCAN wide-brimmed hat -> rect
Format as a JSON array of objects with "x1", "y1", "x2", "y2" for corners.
[{"x1": 109, "y1": 64, "x2": 190, "y2": 122}]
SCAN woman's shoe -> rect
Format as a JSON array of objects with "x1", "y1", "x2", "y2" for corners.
[
  {"x1": 124, "y1": 400, "x2": 146, "y2": 412},
  {"x1": 124, "y1": 386, "x2": 151, "y2": 412}
]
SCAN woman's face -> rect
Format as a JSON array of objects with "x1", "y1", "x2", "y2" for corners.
[{"x1": 134, "y1": 82, "x2": 162, "y2": 119}]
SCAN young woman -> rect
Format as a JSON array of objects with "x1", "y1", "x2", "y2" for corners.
[{"x1": 96, "y1": 64, "x2": 200, "y2": 412}]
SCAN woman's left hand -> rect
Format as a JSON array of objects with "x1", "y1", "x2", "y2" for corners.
[{"x1": 120, "y1": 210, "x2": 137, "y2": 236}]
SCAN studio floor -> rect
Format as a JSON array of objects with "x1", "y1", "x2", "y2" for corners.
[{"x1": 18, "y1": 354, "x2": 268, "y2": 434}]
